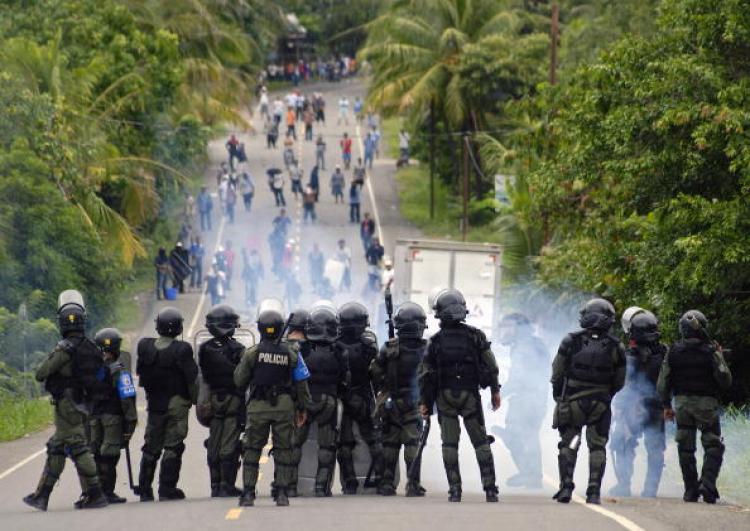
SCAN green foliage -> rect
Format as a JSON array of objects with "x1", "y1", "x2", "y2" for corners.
[{"x1": 525, "y1": 0, "x2": 750, "y2": 375}]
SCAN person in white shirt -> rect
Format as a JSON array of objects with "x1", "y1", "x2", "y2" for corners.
[
  {"x1": 272, "y1": 97, "x2": 284, "y2": 125},
  {"x1": 399, "y1": 129, "x2": 411, "y2": 162},
  {"x1": 259, "y1": 88, "x2": 269, "y2": 121},
  {"x1": 338, "y1": 96, "x2": 350, "y2": 126}
]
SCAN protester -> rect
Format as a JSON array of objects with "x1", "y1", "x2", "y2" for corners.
[
  {"x1": 271, "y1": 170, "x2": 286, "y2": 207},
  {"x1": 273, "y1": 208, "x2": 292, "y2": 237},
  {"x1": 365, "y1": 237, "x2": 385, "y2": 292},
  {"x1": 371, "y1": 125, "x2": 382, "y2": 158},
  {"x1": 216, "y1": 161, "x2": 229, "y2": 186},
  {"x1": 169, "y1": 242, "x2": 191, "y2": 294},
  {"x1": 290, "y1": 165, "x2": 304, "y2": 200},
  {"x1": 354, "y1": 96, "x2": 364, "y2": 124},
  {"x1": 266, "y1": 119, "x2": 279, "y2": 149},
  {"x1": 241, "y1": 248, "x2": 264, "y2": 307},
  {"x1": 313, "y1": 93, "x2": 326, "y2": 123},
  {"x1": 364, "y1": 132, "x2": 376, "y2": 169},
  {"x1": 226, "y1": 134, "x2": 240, "y2": 170},
  {"x1": 316, "y1": 134, "x2": 326, "y2": 170},
  {"x1": 308, "y1": 243, "x2": 325, "y2": 293},
  {"x1": 205, "y1": 264, "x2": 222, "y2": 305},
  {"x1": 399, "y1": 129, "x2": 411, "y2": 163},
  {"x1": 353, "y1": 158, "x2": 366, "y2": 185},
  {"x1": 225, "y1": 181, "x2": 237, "y2": 224},
  {"x1": 303, "y1": 106, "x2": 314, "y2": 141},
  {"x1": 360, "y1": 212, "x2": 376, "y2": 253},
  {"x1": 268, "y1": 227, "x2": 285, "y2": 279},
  {"x1": 286, "y1": 107, "x2": 297, "y2": 140},
  {"x1": 349, "y1": 182, "x2": 361, "y2": 223},
  {"x1": 335, "y1": 239, "x2": 352, "y2": 291},
  {"x1": 189, "y1": 237, "x2": 205, "y2": 290},
  {"x1": 338, "y1": 95, "x2": 350, "y2": 125},
  {"x1": 309, "y1": 165, "x2": 320, "y2": 202},
  {"x1": 154, "y1": 248, "x2": 170, "y2": 300},
  {"x1": 198, "y1": 186, "x2": 213, "y2": 231},
  {"x1": 223, "y1": 240, "x2": 236, "y2": 291},
  {"x1": 240, "y1": 172, "x2": 255, "y2": 212},
  {"x1": 272, "y1": 96, "x2": 284, "y2": 125},
  {"x1": 258, "y1": 87, "x2": 270, "y2": 121},
  {"x1": 283, "y1": 137, "x2": 296, "y2": 170},
  {"x1": 340, "y1": 132, "x2": 353, "y2": 169},
  {"x1": 331, "y1": 166, "x2": 345, "y2": 204},
  {"x1": 303, "y1": 185, "x2": 317, "y2": 224}
]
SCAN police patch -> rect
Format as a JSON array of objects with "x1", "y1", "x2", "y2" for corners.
[{"x1": 258, "y1": 352, "x2": 289, "y2": 365}]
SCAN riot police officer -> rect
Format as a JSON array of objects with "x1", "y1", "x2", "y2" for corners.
[
  {"x1": 234, "y1": 300, "x2": 311, "y2": 507},
  {"x1": 493, "y1": 313, "x2": 548, "y2": 489},
  {"x1": 199, "y1": 304, "x2": 245, "y2": 497},
  {"x1": 23, "y1": 290, "x2": 108, "y2": 511},
  {"x1": 418, "y1": 289, "x2": 501, "y2": 503},
  {"x1": 371, "y1": 302, "x2": 428, "y2": 497},
  {"x1": 609, "y1": 310, "x2": 667, "y2": 498},
  {"x1": 336, "y1": 302, "x2": 383, "y2": 495},
  {"x1": 657, "y1": 310, "x2": 732, "y2": 504},
  {"x1": 136, "y1": 307, "x2": 198, "y2": 501},
  {"x1": 90, "y1": 328, "x2": 138, "y2": 504},
  {"x1": 551, "y1": 298, "x2": 626, "y2": 505},
  {"x1": 286, "y1": 309, "x2": 310, "y2": 345},
  {"x1": 289, "y1": 303, "x2": 348, "y2": 497}
]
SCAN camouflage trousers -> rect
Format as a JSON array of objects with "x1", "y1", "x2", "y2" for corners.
[
  {"x1": 89, "y1": 413, "x2": 125, "y2": 495},
  {"x1": 206, "y1": 393, "x2": 243, "y2": 491},
  {"x1": 381, "y1": 397, "x2": 421, "y2": 490},
  {"x1": 33, "y1": 396, "x2": 100, "y2": 495},
  {"x1": 553, "y1": 396, "x2": 611, "y2": 495},
  {"x1": 337, "y1": 390, "x2": 383, "y2": 490},
  {"x1": 436, "y1": 389, "x2": 496, "y2": 491},
  {"x1": 139, "y1": 396, "x2": 191, "y2": 492},
  {"x1": 242, "y1": 394, "x2": 295, "y2": 492},
  {"x1": 290, "y1": 394, "x2": 338, "y2": 494},
  {"x1": 674, "y1": 395, "x2": 724, "y2": 498}
]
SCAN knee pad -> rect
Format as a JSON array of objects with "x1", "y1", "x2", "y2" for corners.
[
  {"x1": 46, "y1": 441, "x2": 66, "y2": 456},
  {"x1": 675, "y1": 425, "x2": 697, "y2": 453},
  {"x1": 68, "y1": 442, "x2": 89, "y2": 458},
  {"x1": 165, "y1": 442, "x2": 186, "y2": 458}
]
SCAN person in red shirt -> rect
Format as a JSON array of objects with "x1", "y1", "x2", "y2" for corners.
[
  {"x1": 223, "y1": 240, "x2": 236, "y2": 291},
  {"x1": 340, "y1": 132, "x2": 353, "y2": 170}
]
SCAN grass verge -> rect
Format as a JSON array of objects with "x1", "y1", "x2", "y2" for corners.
[
  {"x1": 719, "y1": 409, "x2": 750, "y2": 506},
  {"x1": 0, "y1": 397, "x2": 53, "y2": 441}
]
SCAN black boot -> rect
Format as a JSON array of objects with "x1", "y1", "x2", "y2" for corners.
[
  {"x1": 22, "y1": 484, "x2": 52, "y2": 512},
  {"x1": 219, "y1": 459, "x2": 242, "y2": 497},
  {"x1": 75, "y1": 486, "x2": 109, "y2": 509},
  {"x1": 699, "y1": 443, "x2": 724, "y2": 504},
  {"x1": 287, "y1": 484, "x2": 298, "y2": 498},
  {"x1": 239, "y1": 489, "x2": 255, "y2": 507},
  {"x1": 448, "y1": 485, "x2": 462, "y2": 502},
  {"x1": 99, "y1": 457, "x2": 126, "y2": 504},
  {"x1": 678, "y1": 449, "x2": 699, "y2": 503},
  {"x1": 405, "y1": 481, "x2": 426, "y2": 497},
  {"x1": 138, "y1": 458, "x2": 157, "y2": 502},
  {"x1": 342, "y1": 480, "x2": 359, "y2": 495},
  {"x1": 209, "y1": 461, "x2": 221, "y2": 497},
  {"x1": 159, "y1": 451, "x2": 186, "y2": 501},
  {"x1": 553, "y1": 454, "x2": 575, "y2": 504},
  {"x1": 276, "y1": 488, "x2": 290, "y2": 507},
  {"x1": 586, "y1": 486, "x2": 601, "y2": 505},
  {"x1": 485, "y1": 485, "x2": 499, "y2": 503},
  {"x1": 377, "y1": 484, "x2": 396, "y2": 496}
]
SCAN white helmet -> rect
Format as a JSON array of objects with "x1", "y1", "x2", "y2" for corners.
[{"x1": 621, "y1": 306, "x2": 645, "y2": 334}]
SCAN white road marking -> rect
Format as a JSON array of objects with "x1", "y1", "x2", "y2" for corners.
[
  {"x1": 355, "y1": 125, "x2": 385, "y2": 243},
  {"x1": 0, "y1": 448, "x2": 45, "y2": 481},
  {"x1": 543, "y1": 474, "x2": 645, "y2": 531}
]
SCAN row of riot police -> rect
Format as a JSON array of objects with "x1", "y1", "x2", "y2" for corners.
[{"x1": 550, "y1": 299, "x2": 732, "y2": 506}]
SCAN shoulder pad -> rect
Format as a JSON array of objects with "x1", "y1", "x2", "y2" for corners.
[{"x1": 56, "y1": 339, "x2": 76, "y2": 354}]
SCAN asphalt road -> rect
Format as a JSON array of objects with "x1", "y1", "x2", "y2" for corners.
[{"x1": 1, "y1": 80, "x2": 748, "y2": 531}]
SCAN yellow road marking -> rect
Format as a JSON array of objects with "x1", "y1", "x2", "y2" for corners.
[
  {"x1": 225, "y1": 508, "x2": 243, "y2": 520},
  {"x1": 259, "y1": 455, "x2": 269, "y2": 464}
]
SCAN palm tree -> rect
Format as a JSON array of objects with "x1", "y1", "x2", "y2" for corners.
[{"x1": 361, "y1": 0, "x2": 545, "y2": 131}]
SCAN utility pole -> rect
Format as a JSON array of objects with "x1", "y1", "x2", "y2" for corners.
[
  {"x1": 461, "y1": 134, "x2": 470, "y2": 241},
  {"x1": 429, "y1": 99, "x2": 436, "y2": 219},
  {"x1": 550, "y1": 2, "x2": 559, "y2": 85}
]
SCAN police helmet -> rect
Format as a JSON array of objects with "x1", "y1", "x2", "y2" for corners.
[
  {"x1": 338, "y1": 302, "x2": 369, "y2": 335},
  {"x1": 306, "y1": 304, "x2": 339, "y2": 344},
  {"x1": 433, "y1": 289, "x2": 468, "y2": 323},
  {"x1": 155, "y1": 307, "x2": 184, "y2": 338},
  {"x1": 579, "y1": 298, "x2": 615, "y2": 331},
  {"x1": 57, "y1": 289, "x2": 87, "y2": 335},
  {"x1": 95, "y1": 328, "x2": 123, "y2": 353},
  {"x1": 620, "y1": 306, "x2": 645, "y2": 335},
  {"x1": 629, "y1": 311, "x2": 660, "y2": 344},
  {"x1": 206, "y1": 304, "x2": 240, "y2": 338},
  {"x1": 257, "y1": 298, "x2": 285, "y2": 340},
  {"x1": 679, "y1": 310, "x2": 708, "y2": 339},
  {"x1": 288, "y1": 308, "x2": 310, "y2": 334},
  {"x1": 394, "y1": 302, "x2": 427, "y2": 339}
]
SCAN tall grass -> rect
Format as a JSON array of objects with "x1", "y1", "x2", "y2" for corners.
[{"x1": 0, "y1": 398, "x2": 53, "y2": 441}]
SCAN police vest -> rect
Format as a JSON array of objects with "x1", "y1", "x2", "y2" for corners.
[
  {"x1": 137, "y1": 338, "x2": 192, "y2": 411},
  {"x1": 390, "y1": 339, "x2": 425, "y2": 397},
  {"x1": 339, "y1": 337, "x2": 375, "y2": 390},
  {"x1": 251, "y1": 340, "x2": 292, "y2": 392},
  {"x1": 199, "y1": 338, "x2": 244, "y2": 394},
  {"x1": 567, "y1": 331, "x2": 617, "y2": 385},
  {"x1": 45, "y1": 335, "x2": 104, "y2": 401},
  {"x1": 668, "y1": 340, "x2": 717, "y2": 397},
  {"x1": 306, "y1": 343, "x2": 341, "y2": 396},
  {"x1": 434, "y1": 324, "x2": 481, "y2": 391},
  {"x1": 92, "y1": 353, "x2": 133, "y2": 415},
  {"x1": 626, "y1": 344, "x2": 665, "y2": 387}
]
